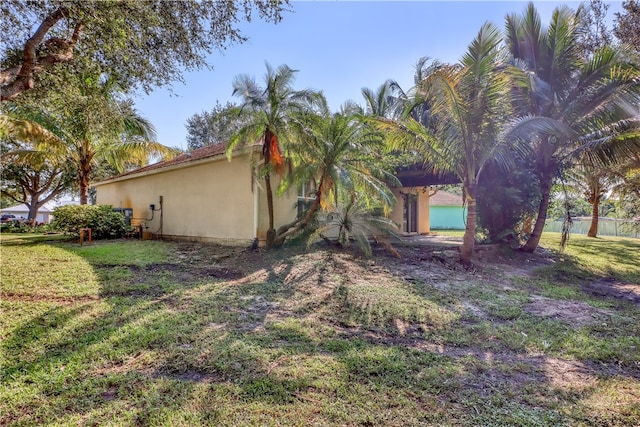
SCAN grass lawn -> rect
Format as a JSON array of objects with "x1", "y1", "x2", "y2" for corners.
[
  {"x1": 1, "y1": 233, "x2": 639, "y2": 426},
  {"x1": 429, "y1": 229, "x2": 465, "y2": 238}
]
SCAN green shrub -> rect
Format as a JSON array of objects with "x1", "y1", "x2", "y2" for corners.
[
  {"x1": 0, "y1": 221, "x2": 32, "y2": 233},
  {"x1": 52, "y1": 205, "x2": 128, "y2": 239}
]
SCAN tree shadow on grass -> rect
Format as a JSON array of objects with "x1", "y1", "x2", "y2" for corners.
[
  {"x1": 2, "y1": 238, "x2": 640, "y2": 425},
  {"x1": 532, "y1": 242, "x2": 640, "y2": 307}
]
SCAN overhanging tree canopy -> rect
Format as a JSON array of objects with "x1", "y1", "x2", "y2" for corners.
[
  {"x1": 1, "y1": 74, "x2": 179, "y2": 204},
  {"x1": 1, "y1": 0, "x2": 290, "y2": 101}
]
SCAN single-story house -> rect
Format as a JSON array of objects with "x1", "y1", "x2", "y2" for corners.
[
  {"x1": 94, "y1": 145, "x2": 464, "y2": 243},
  {"x1": 429, "y1": 190, "x2": 467, "y2": 230},
  {"x1": 94, "y1": 144, "x2": 298, "y2": 246},
  {"x1": 1, "y1": 203, "x2": 53, "y2": 224}
]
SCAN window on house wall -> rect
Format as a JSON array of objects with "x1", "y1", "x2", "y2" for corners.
[{"x1": 297, "y1": 181, "x2": 316, "y2": 218}]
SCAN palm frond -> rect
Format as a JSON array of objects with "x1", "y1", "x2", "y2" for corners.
[{"x1": 506, "y1": 114, "x2": 578, "y2": 144}]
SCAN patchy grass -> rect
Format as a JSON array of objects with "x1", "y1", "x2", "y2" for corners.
[
  {"x1": 430, "y1": 229, "x2": 465, "y2": 238},
  {"x1": 1, "y1": 233, "x2": 639, "y2": 426},
  {"x1": 0, "y1": 232, "x2": 73, "y2": 245},
  {"x1": 539, "y1": 233, "x2": 640, "y2": 283}
]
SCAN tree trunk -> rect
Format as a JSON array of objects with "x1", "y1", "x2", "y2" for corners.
[
  {"x1": 460, "y1": 184, "x2": 477, "y2": 266},
  {"x1": 264, "y1": 172, "x2": 276, "y2": 248},
  {"x1": 522, "y1": 215, "x2": 533, "y2": 235},
  {"x1": 1, "y1": 8, "x2": 82, "y2": 101},
  {"x1": 521, "y1": 171, "x2": 553, "y2": 253},
  {"x1": 587, "y1": 194, "x2": 600, "y2": 238},
  {"x1": 273, "y1": 183, "x2": 324, "y2": 247},
  {"x1": 27, "y1": 202, "x2": 39, "y2": 225},
  {"x1": 78, "y1": 154, "x2": 92, "y2": 205},
  {"x1": 79, "y1": 170, "x2": 90, "y2": 205}
]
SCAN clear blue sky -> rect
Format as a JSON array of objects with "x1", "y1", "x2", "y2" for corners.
[{"x1": 133, "y1": 1, "x2": 623, "y2": 150}]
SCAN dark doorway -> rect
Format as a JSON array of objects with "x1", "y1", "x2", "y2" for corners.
[{"x1": 404, "y1": 194, "x2": 418, "y2": 233}]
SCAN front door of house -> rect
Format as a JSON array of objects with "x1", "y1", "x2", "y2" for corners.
[{"x1": 404, "y1": 194, "x2": 418, "y2": 233}]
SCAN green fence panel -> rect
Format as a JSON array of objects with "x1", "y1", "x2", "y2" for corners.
[{"x1": 544, "y1": 219, "x2": 640, "y2": 238}]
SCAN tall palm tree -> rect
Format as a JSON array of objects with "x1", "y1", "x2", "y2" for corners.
[
  {"x1": 375, "y1": 23, "x2": 512, "y2": 265},
  {"x1": 1, "y1": 76, "x2": 176, "y2": 204},
  {"x1": 505, "y1": 3, "x2": 640, "y2": 252},
  {"x1": 274, "y1": 98, "x2": 396, "y2": 247},
  {"x1": 361, "y1": 80, "x2": 399, "y2": 118},
  {"x1": 228, "y1": 63, "x2": 318, "y2": 248}
]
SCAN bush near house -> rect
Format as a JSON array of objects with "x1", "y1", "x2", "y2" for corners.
[{"x1": 52, "y1": 205, "x2": 128, "y2": 239}]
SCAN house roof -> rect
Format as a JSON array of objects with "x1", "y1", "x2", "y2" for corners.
[
  {"x1": 430, "y1": 191, "x2": 464, "y2": 206},
  {"x1": 107, "y1": 143, "x2": 226, "y2": 181},
  {"x1": 93, "y1": 143, "x2": 254, "y2": 186},
  {"x1": 1, "y1": 203, "x2": 52, "y2": 213}
]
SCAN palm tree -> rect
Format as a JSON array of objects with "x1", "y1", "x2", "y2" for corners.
[
  {"x1": 0, "y1": 138, "x2": 75, "y2": 223},
  {"x1": 375, "y1": 23, "x2": 512, "y2": 265},
  {"x1": 361, "y1": 80, "x2": 399, "y2": 118},
  {"x1": 1, "y1": 76, "x2": 176, "y2": 204},
  {"x1": 611, "y1": 153, "x2": 640, "y2": 229},
  {"x1": 228, "y1": 63, "x2": 318, "y2": 248},
  {"x1": 273, "y1": 99, "x2": 396, "y2": 248},
  {"x1": 307, "y1": 195, "x2": 400, "y2": 256},
  {"x1": 561, "y1": 160, "x2": 613, "y2": 238},
  {"x1": 505, "y1": 3, "x2": 640, "y2": 252}
]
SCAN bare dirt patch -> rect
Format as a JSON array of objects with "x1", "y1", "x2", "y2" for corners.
[
  {"x1": 525, "y1": 295, "x2": 613, "y2": 326},
  {"x1": 169, "y1": 265, "x2": 244, "y2": 283},
  {"x1": 582, "y1": 279, "x2": 640, "y2": 306},
  {"x1": 1, "y1": 292, "x2": 99, "y2": 306},
  {"x1": 542, "y1": 357, "x2": 599, "y2": 392},
  {"x1": 155, "y1": 371, "x2": 225, "y2": 383},
  {"x1": 130, "y1": 263, "x2": 243, "y2": 282}
]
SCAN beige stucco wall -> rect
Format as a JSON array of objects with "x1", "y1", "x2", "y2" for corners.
[
  {"x1": 390, "y1": 187, "x2": 431, "y2": 234},
  {"x1": 256, "y1": 178, "x2": 298, "y2": 241},
  {"x1": 95, "y1": 153, "x2": 297, "y2": 245},
  {"x1": 390, "y1": 187, "x2": 405, "y2": 230},
  {"x1": 417, "y1": 189, "x2": 430, "y2": 234}
]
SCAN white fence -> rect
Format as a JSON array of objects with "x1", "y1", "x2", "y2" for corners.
[{"x1": 544, "y1": 218, "x2": 640, "y2": 238}]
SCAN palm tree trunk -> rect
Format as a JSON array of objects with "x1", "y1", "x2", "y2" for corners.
[
  {"x1": 261, "y1": 128, "x2": 280, "y2": 249},
  {"x1": 264, "y1": 172, "x2": 276, "y2": 248},
  {"x1": 78, "y1": 147, "x2": 93, "y2": 205},
  {"x1": 521, "y1": 171, "x2": 553, "y2": 253},
  {"x1": 460, "y1": 184, "x2": 477, "y2": 266},
  {"x1": 587, "y1": 194, "x2": 600, "y2": 238},
  {"x1": 78, "y1": 161, "x2": 92, "y2": 205},
  {"x1": 273, "y1": 180, "x2": 325, "y2": 246},
  {"x1": 522, "y1": 215, "x2": 533, "y2": 235},
  {"x1": 79, "y1": 172, "x2": 90, "y2": 205}
]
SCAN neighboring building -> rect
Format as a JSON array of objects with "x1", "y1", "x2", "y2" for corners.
[
  {"x1": 1, "y1": 203, "x2": 53, "y2": 224},
  {"x1": 429, "y1": 190, "x2": 467, "y2": 230},
  {"x1": 0, "y1": 196, "x2": 81, "y2": 225},
  {"x1": 93, "y1": 144, "x2": 298, "y2": 246}
]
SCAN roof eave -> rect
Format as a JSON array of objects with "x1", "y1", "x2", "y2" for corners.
[{"x1": 93, "y1": 145, "x2": 258, "y2": 187}]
